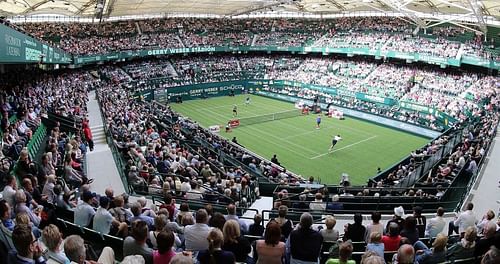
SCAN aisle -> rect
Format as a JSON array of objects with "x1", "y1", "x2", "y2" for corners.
[
  {"x1": 85, "y1": 90, "x2": 126, "y2": 195},
  {"x1": 468, "y1": 126, "x2": 500, "y2": 216}
]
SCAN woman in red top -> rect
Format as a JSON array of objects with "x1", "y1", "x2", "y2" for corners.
[{"x1": 82, "y1": 121, "x2": 94, "y2": 151}]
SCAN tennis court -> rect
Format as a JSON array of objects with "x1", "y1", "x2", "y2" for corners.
[{"x1": 169, "y1": 94, "x2": 430, "y2": 185}]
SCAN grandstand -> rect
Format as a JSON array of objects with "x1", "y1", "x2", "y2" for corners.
[{"x1": 0, "y1": 1, "x2": 499, "y2": 264}]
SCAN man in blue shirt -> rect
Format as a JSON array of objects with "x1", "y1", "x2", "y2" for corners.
[
  {"x1": 93, "y1": 197, "x2": 114, "y2": 235},
  {"x1": 129, "y1": 202, "x2": 154, "y2": 229},
  {"x1": 225, "y1": 204, "x2": 248, "y2": 234},
  {"x1": 316, "y1": 115, "x2": 321, "y2": 129},
  {"x1": 74, "y1": 191, "x2": 96, "y2": 227}
]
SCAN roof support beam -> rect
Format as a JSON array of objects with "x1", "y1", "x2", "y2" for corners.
[
  {"x1": 434, "y1": 0, "x2": 472, "y2": 12},
  {"x1": 103, "y1": 0, "x2": 116, "y2": 17},
  {"x1": 398, "y1": 0, "x2": 414, "y2": 9},
  {"x1": 378, "y1": 0, "x2": 426, "y2": 27},
  {"x1": 423, "y1": 0, "x2": 439, "y2": 13},
  {"x1": 425, "y1": 12, "x2": 474, "y2": 28},
  {"x1": 325, "y1": 0, "x2": 345, "y2": 11},
  {"x1": 20, "y1": 0, "x2": 50, "y2": 15},
  {"x1": 446, "y1": 21, "x2": 482, "y2": 35},
  {"x1": 466, "y1": 0, "x2": 487, "y2": 35},
  {"x1": 229, "y1": 2, "x2": 282, "y2": 17},
  {"x1": 425, "y1": 13, "x2": 483, "y2": 35},
  {"x1": 75, "y1": 0, "x2": 98, "y2": 15},
  {"x1": 374, "y1": 0, "x2": 390, "y2": 9}
]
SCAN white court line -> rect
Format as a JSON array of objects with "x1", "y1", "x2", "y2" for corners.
[
  {"x1": 309, "y1": 135, "x2": 378, "y2": 160},
  {"x1": 194, "y1": 95, "x2": 260, "y2": 111},
  {"x1": 188, "y1": 104, "x2": 320, "y2": 158},
  {"x1": 283, "y1": 125, "x2": 337, "y2": 139},
  {"x1": 196, "y1": 102, "x2": 245, "y2": 111}
]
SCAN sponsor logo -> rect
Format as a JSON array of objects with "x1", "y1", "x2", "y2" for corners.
[
  {"x1": 24, "y1": 39, "x2": 37, "y2": 47},
  {"x1": 147, "y1": 46, "x2": 217, "y2": 56},
  {"x1": 25, "y1": 47, "x2": 41, "y2": 60},
  {"x1": 4, "y1": 34, "x2": 21, "y2": 46}
]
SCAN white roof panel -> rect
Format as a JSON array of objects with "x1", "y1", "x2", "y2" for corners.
[{"x1": 0, "y1": 0, "x2": 498, "y2": 21}]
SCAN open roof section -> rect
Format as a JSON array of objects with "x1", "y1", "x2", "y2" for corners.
[{"x1": 2, "y1": 1, "x2": 499, "y2": 30}]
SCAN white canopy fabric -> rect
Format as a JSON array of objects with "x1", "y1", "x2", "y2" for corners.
[{"x1": 0, "y1": 0, "x2": 499, "y2": 21}]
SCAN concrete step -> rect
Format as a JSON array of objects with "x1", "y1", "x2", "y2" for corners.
[
  {"x1": 92, "y1": 130, "x2": 105, "y2": 137},
  {"x1": 91, "y1": 127, "x2": 104, "y2": 132},
  {"x1": 93, "y1": 135, "x2": 107, "y2": 141},
  {"x1": 93, "y1": 134, "x2": 105, "y2": 139},
  {"x1": 92, "y1": 135, "x2": 105, "y2": 141},
  {"x1": 93, "y1": 138, "x2": 107, "y2": 144}
]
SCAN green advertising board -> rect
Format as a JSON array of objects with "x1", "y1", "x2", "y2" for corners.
[
  {"x1": 157, "y1": 80, "x2": 248, "y2": 101},
  {"x1": 399, "y1": 101, "x2": 457, "y2": 126},
  {"x1": 270, "y1": 80, "x2": 396, "y2": 105},
  {"x1": 133, "y1": 89, "x2": 155, "y2": 101},
  {"x1": 461, "y1": 55, "x2": 491, "y2": 68},
  {"x1": 256, "y1": 90, "x2": 441, "y2": 138},
  {"x1": 152, "y1": 79, "x2": 454, "y2": 128},
  {"x1": 0, "y1": 24, "x2": 71, "y2": 64}
]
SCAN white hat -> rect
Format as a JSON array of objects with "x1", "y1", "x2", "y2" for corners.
[{"x1": 394, "y1": 206, "x2": 405, "y2": 217}]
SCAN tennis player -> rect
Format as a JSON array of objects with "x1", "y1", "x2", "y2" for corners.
[
  {"x1": 329, "y1": 134, "x2": 342, "y2": 152},
  {"x1": 245, "y1": 96, "x2": 251, "y2": 106},
  {"x1": 232, "y1": 105, "x2": 238, "y2": 117},
  {"x1": 316, "y1": 115, "x2": 321, "y2": 129}
]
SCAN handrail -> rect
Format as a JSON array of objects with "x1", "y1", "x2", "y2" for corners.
[
  {"x1": 150, "y1": 195, "x2": 259, "y2": 219},
  {"x1": 146, "y1": 173, "x2": 230, "y2": 200}
]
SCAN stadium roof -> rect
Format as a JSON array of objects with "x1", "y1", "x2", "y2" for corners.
[{"x1": 1, "y1": 0, "x2": 499, "y2": 28}]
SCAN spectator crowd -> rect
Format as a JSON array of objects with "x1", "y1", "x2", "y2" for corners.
[
  {"x1": 11, "y1": 17, "x2": 499, "y2": 62},
  {"x1": 0, "y1": 17, "x2": 498, "y2": 263}
]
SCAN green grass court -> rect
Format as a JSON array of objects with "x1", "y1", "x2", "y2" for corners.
[{"x1": 169, "y1": 95, "x2": 430, "y2": 185}]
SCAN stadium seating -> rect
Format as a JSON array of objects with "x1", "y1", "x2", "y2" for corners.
[
  {"x1": 0, "y1": 16, "x2": 499, "y2": 264},
  {"x1": 14, "y1": 17, "x2": 499, "y2": 63}
]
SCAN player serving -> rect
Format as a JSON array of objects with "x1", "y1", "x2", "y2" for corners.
[
  {"x1": 245, "y1": 96, "x2": 251, "y2": 106},
  {"x1": 329, "y1": 134, "x2": 342, "y2": 152}
]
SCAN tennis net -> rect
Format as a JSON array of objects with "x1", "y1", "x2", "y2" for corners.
[{"x1": 237, "y1": 109, "x2": 302, "y2": 127}]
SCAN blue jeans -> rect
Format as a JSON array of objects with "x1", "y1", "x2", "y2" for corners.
[{"x1": 414, "y1": 240, "x2": 431, "y2": 263}]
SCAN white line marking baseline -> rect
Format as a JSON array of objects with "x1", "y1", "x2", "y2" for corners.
[{"x1": 309, "y1": 135, "x2": 378, "y2": 159}]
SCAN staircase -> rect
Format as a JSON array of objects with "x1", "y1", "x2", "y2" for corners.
[
  {"x1": 176, "y1": 35, "x2": 185, "y2": 48},
  {"x1": 135, "y1": 21, "x2": 142, "y2": 35},
  {"x1": 251, "y1": 34, "x2": 259, "y2": 46},
  {"x1": 90, "y1": 125, "x2": 106, "y2": 145},
  {"x1": 86, "y1": 90, "x2": 125, "y2": 194}
]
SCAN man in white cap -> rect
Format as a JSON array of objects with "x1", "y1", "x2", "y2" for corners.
[{"x1": 386, "y1": 206, "x2": 406, "y2": 233}]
